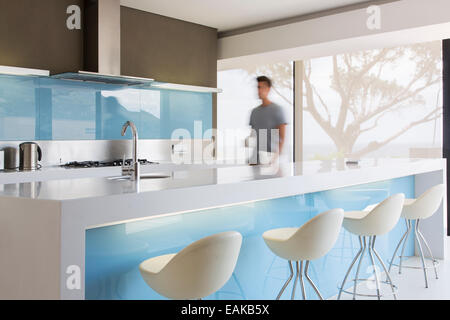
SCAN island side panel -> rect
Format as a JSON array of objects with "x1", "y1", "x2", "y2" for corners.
[
  {"x1": 414, "y1": 169, "x2": 448, "y2": 260},
  {"x1": 0, "y1": 197, "x2": 61, "y2": 299},
  {"x1": 60, "y1": 200, "x2": 88, "y2": 300}
]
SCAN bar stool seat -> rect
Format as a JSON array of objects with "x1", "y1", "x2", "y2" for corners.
[
  {"x1": 263, "y1": 208, "x2": 344, "y2": 300},
  {"x1": 338, "y1": 193, "x2": 405, "y2": 300},
  {"x1": 139, "y1": 231, "x2": 242, "y2": 300},
  {"x1": 263, "y1": 228, "x2": 297, "y2": 246},
  {"x1": 344, "y1": 210, "x2": 371, "y2": 219},
  {"x1": 140, "y1": 253, "x2": 176, "y2": 274},
  {"x1": 363, "y1": 198, "x2": 415, "y2": 213}
]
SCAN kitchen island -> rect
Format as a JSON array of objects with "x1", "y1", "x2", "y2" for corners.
[{"x1": 0, "y1": 158, "x2": 446, "y2": 299}]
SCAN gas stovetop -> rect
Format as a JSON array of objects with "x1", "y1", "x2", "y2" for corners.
[{"x1": 62, "y1": 159, "x2": 159, "y2": 168}]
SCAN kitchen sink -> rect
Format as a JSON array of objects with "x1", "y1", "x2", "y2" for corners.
[{"x1": 108, "y1": 174, "x2": 171, "y2": 181}]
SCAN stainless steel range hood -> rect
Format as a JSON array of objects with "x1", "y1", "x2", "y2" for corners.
[
  {"x1": 97, "y1": 0, "x2": 121, "y2": 76},
  {"x1": 52, "y1": 0, "x2": 145, "y2": 85},
  {"x1": 52, "y1": 71, "x2": 154, "y2": 86},
  {"x1": 50, "y1": 0, "x2": 220, "y2": 92}
]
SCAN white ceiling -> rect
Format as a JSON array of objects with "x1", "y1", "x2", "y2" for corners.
[{"x1": 120, "y1": 0, "x2": 375, "y2": 32}]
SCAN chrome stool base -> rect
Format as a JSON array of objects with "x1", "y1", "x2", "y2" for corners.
[
  {"x1": 388, "y1": 219, "x2": 439, "y2": 288},
  {"x1": 338, "y1": 279, "x2": 398, "y2": 298},
  {"x1": 277, "y1": 260, "x2": 323, "y2": 300},
  {"x1": 337, "y1": 236, "x2": 397, "y2": 300}
]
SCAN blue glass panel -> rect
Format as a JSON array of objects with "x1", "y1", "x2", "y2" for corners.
[
  {"x1": 39, "y1": 78, "x2": 98, "y2": 140},
  {"x1": 140, "y1": 89, "x2": 161, "y2": 139},
  {"x1": 159, "y1": 90, "x2": 213, "y2": 139},
  {"x1": 0, "y1": 74, "x2": 38, "y2": 140},
  {"x1": 85, "y1": 175, "x2": 415, "y2": 300},
  {"x1": 99, "y1": 88, "x2": 141, "y2": 140},
  {"x1": 0, "y1": 75, "x2": 213, "y2": 141}
]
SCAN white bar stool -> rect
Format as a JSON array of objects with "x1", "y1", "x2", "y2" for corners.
[
  {"x1": 263, "y1": 208, "x2": 344, "y2": 300},
  {"x1": 337, "y1": 193, "x2": 405, "y2": 300},
  {"x1": 388, "y1": 184, "x2": 444, "y2": 288},
  {"x1": 139, "y1": 231, "x2": 242, "y2": 300}
]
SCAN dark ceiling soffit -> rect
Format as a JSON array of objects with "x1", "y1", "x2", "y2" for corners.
[
  {"x1": 218, "y1": 0, "x2": 400, "y2": 38},
  {"x1": 120, "y1": 5, "x2": 218, "y2": 32}
]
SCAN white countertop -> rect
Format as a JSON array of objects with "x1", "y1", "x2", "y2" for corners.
[
  {"x1": 0, "y1": 158, "x2": 445, "y2": 202},
  {"x1": 0, "y1": 160, "x2": 245, "y2": 184}
]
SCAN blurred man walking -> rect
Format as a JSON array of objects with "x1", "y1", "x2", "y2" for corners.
[{"x1": 248, "y1": 76, "x2": 287, "y2": 165}]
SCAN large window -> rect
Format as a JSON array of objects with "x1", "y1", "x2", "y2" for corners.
[
  {"x1": 301, "y1": 41, "x2": 443, "y2": 160},
  {"x1": 217, "y1": 40, "x2": 443, "y2": 162}
]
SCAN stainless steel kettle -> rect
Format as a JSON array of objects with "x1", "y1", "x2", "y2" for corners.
[{"x1": 19, "y1": 142, "x2": 42, "y2": 171}]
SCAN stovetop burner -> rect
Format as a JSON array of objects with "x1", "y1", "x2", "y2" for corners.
[{"x1": 63, "y1": 159, "x2": 159, "y2": 168}]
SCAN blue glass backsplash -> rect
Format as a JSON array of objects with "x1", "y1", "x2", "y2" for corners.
[{"x1": 0, "y1": 74, "x2": 212, "y2": 140}]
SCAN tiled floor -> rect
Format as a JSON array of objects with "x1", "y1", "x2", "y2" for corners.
[{"x1": 334, "y1": 237, "x2": 450, "y2": 300}]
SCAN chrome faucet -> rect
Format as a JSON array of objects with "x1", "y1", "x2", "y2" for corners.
[{"x1": 121, "y1": 121, "x2": 140, "y2": 181}]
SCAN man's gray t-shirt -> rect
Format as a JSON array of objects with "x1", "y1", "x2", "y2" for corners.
[{"x1": 249, "y1": 103, "x2": 287, "y2": 153}]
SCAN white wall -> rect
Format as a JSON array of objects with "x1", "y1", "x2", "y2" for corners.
[{"x1": 218, "y1": 0, "x2": 450, "y2": 70}]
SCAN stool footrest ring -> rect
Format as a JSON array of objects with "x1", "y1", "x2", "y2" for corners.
[
  {"x1": 338, "y1": 279, "x2": 398, "y2": 298},
  {"x1": 390, "y1": 256, "x2": 439, "y2": 270}
]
